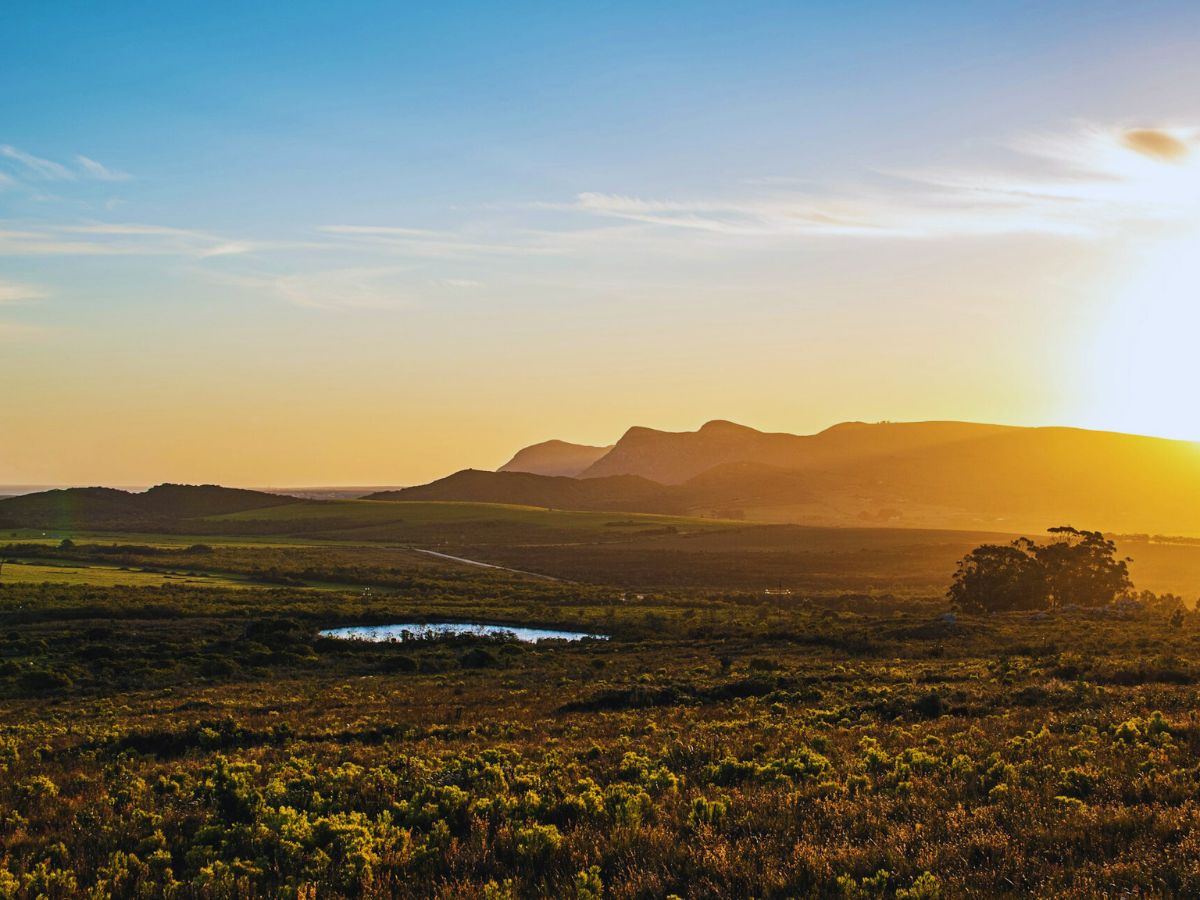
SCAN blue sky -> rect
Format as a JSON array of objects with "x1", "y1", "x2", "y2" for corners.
[{"x1": 3, "y1": 1, "x2": 1200, "y2": 484}]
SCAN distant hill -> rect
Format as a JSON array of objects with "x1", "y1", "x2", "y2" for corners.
[
  {"x1": 498, "y1": 440, "x2": 613, "y2": 477},
  {"x1": 380, "y1": 419, "x2": 1200, "y2": 535},
  {"x1": 0, "y1": 483, "x2": 302, "y2": 531},
  {"x1": 365, "y1": 469, "x2": 680, "y2": 512},
  {"x1": 9, "y1": 420, "x2": 1200, "y2": 537},
  {"x1": 579, "y1": 419, "x2": 1015, "y2": 483}
]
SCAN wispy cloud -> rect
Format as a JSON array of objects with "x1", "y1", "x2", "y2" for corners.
[
  {"x1": 568, "y1": 125, "x2": 1200, "y2": 242},
  {"x1": 0, "y1": 145, "x2": 131, "y2": 183},
  {"x1": 0, "y1": 222, "x2": 260, "y2": 258},
  {"x1": 213, "y1": 266, "x2": 418, "y2": 311},
  {"x1": 75, "y1": 154, "x2": 131, "y2": 181},
  {"x1": 570, "y1": 191, "x2": 884, "y2": 237},
  {"x1": 206, "y1": 265, "x2": 498, "y2": 310},
  {"x1": 320, "y1": 224, "x2": 562, "y2": 258},
  {"x1": 0, "y1": 280, "x2": 46, "y2": 342},
  {"x1": 3, "y1": 122, "x2": 1195, "y2": 321},
  {"x1": 0, "y1": 280, "x2": 47, "y2": 304},
  {"x1": 272, "y1": 267, "x2": 413, "y2": 310},
  {"x1": 0, "y1": 145, "x2": 76, "y2": 180}
]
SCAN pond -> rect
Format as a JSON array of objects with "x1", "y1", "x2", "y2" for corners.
[{"x1": 319, "y1": 622, "x2": 608, "y2": 643}]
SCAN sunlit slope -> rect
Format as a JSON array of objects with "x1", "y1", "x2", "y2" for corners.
[
  {"x1": 367, "y1": 470, "x2": 681, "y2": 512},
  {"x1": 489, "y1": 420, "x2": 1200, "y2": 535},
  {"x1": 811, "y1": 426, "x2": 1200, "y2": 534},
  {"x1": 578, "y1": 420, "x2": 1017, "y2": 483},
  {"x1": 498, "y1": 439, "x2": 613, "y2": 477}
]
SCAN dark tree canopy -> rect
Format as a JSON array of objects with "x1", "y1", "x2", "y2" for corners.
[
  {"x1": 949, "y1": 526, "x2": 1132, "y2": 613},
  {"x1": 1034, "y1": 527, "x2": 1131, "y2": 608}
]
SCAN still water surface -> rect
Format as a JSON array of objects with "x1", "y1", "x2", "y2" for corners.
[{"x1": 319, "y1": 622, "x2": 607, "y2": 643}]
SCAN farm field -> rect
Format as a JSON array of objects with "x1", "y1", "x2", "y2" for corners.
[
  {"x1": 8, "y1": 499, "x2": 1200, "y2": 597},
  {"x1": 0, "y1": 560, "x2": 262, "y2": 590}
]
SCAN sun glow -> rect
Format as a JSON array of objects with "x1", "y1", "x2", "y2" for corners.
[
  {"x1": 1047, "y1": 126, "x2": 1200, "y2": 443},
  {"x1": 1081, "y1": 233, "x2": 1200, "y2": 441}
]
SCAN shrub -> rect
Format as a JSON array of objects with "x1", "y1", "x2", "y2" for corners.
[
  {"x1": 461, "y1": 647, "x2": 500, "y2": 669},
  {"x1": 512, "y1": 823, "x2": 562, "y2": 865},
  {"x1": 574, "y1": 866, "x2": 603, "y2": 900},
  {"x1": 18, "y1": 669, "x2": 72, "y2": 691},
  {"x1": 897, "y1": 872, "x2": 942, "y2": 899},
  {"x1": 688, "y1": 796, "x2": 728, "y2": 828},
  {"x1": 383, "y1": 654, "x2": 418, "y2": 673},
  {"x1": 198, "y1": 657, "x2": 238, "y2": 678}
]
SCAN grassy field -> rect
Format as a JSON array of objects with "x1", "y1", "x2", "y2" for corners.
[
  {"x1": 207, "y1": 499, "x2": 742, "y2": 541},
  {"x1": 0, "y1": 560, "x2": 263, "y2": 589},
  {"x1": 6, "y1": 499, "x2": 1200, "y2": 598}
]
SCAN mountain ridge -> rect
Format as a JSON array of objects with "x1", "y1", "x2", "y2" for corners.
[
  {"x1": 577, "y1": 419, "x2": 1017, "y2": 483},
  {"x1": 498, "y1": 439, "x2": 613, "y2": 477},
  {"x1": 449, "y1": 418, "x2": 1200, "y2": 534}
]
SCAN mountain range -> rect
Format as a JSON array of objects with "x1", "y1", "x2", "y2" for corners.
[
  {"x1": 4, "y1": 419, "x2": 1200, "y2": 537},
  {"x1": 370, "y1": 419, "x2": 1200, "y2": 535}
]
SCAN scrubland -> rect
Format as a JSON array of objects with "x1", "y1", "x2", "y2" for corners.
[{"x1": 2, "y1": 546, "x2": 1200, "y2": 897}]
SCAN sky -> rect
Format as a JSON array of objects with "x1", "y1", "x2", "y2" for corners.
[{"x1": 3, "y1": 0, "x2": 1200, "y2": 487}]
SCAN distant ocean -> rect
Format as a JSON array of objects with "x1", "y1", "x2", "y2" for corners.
[{"x1": 0, "y1": 485, "x2": 402, "y2": 500}]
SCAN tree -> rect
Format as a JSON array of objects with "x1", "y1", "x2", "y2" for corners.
[
  {"x1": 947, "y1": 542, "x2": 1045, "y2": 613},
  {"x1": 1033, "y1": 526, "x2": 1131, "y2": 608},
  {"x1": 948, "y1": 526, "x2": 1133, "y2": 613}
]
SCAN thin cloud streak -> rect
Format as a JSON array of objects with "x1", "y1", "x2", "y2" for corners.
[
  {"x1": 75, "y1": 154, "x2": 131, "y2": 181},
  {"x1": 212, "y1": 266, "x2": 418, "y2": 311},
  {"x1": 320, "y1": 224, "x2": 566, "y2": 259},
  {"x1": 0, "y1": 145, "x2": 131, "y2": 183},
  {"x1": 0, "y1": 280, "x2": 47, "y2": 304},
  {"x1": 0, "y1": 222, "x2": 264, "y2": 258},
  {"x1": 571, "y1": 125, "x2": 1200, "y2": 241},
  {"x1": 0, "y1": 144, "x2": 75, "y2": 180}
]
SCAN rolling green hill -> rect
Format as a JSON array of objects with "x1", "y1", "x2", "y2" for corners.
[{"x1": 0, "y1": 483, "x2": 302, "y2": 531}]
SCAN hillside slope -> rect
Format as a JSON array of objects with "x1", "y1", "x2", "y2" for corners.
[
  {"x1": 579, "y1": 419, "x2": 1015, "y2": 483},
  {"x1": 0, "y1": 484, "x2": 302, "y2": 530},
  {"x1": 465, "y1": 419, "x2": 1200, "y2": 534},
  {"x1": 366, "y1": 470, "x2": 681, "y2": 512},
  {"x1": 498, "y1": 439, "x2": 613, "y2": 477}
]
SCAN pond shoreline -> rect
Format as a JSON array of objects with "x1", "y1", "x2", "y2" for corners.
[{"x1": 319, "y1": 621, "x2": 608, "y2": 643}]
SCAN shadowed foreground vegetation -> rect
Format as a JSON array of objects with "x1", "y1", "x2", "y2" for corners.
[{"x1": 2, "y1": 540, "x2": 1200, "y2": 897}]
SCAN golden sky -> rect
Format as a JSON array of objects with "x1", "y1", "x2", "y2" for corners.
[{"x1": 3, "y1": 4, "x2": 1200, "y2": 486}]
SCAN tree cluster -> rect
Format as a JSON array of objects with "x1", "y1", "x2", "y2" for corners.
[{"x1": 949, "y1": 526, "x2": 1132, "y2": 613}]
